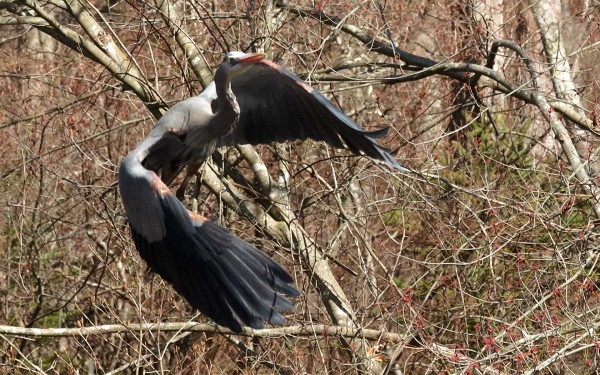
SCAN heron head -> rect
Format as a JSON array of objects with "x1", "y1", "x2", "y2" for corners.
[{"x1": 218, "y1": 51, "x2": 265, "y2": 78}]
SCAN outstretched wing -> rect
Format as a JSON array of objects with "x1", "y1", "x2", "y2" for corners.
[
  {"x1": 219, "y1": 60, "x2": 406, "y2": 171},
  {"x1": 119, "y1": 151, "x2": 298, "y2": 332}
]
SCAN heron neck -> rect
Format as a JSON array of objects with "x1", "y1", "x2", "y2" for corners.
[
  {"x1": 214, "y1": 69, "x2": 240, "y2": 128},
  {"x1": 218, "y1": 84, "x2": 238, "y2": 113}
]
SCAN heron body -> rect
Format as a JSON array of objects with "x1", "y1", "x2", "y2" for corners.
[{"x1": 119, "y1": 51, "x2": 405, "y2": 332}]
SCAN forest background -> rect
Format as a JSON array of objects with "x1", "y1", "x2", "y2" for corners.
[{"x1": 1, "y1": 0, "x2": 599, "y2": 374}]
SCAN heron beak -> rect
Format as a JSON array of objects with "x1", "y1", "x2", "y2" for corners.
[{"x1": 239, "y1": 52, "x2": 266, "y2": 64}]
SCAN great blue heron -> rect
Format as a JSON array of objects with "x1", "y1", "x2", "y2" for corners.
[{"x1": 119, "y1": 51, "x2": 405, "y2": 332}]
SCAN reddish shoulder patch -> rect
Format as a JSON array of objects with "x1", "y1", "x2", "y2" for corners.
[
  {"x1": 150, "y1": 175, "x2": 172, "y2": 197},
  {"x1": 260, "y1": 59, "x2": 314, "y2": 94},
  {"x1": 187, "y1": 211, "x2": 208, "y2": 223},
  {"x1": 295, "y1": 80, "x2": 313, "y2": 94},
  {"x1": 259, "y1": 59, "x2": 282, "y2": 71}
]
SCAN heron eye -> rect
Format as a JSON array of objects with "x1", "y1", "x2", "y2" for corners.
[{"x1": 227, "y1": 57, "x2": 234, "y2": 64}]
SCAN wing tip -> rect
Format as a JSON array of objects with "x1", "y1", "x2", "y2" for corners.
[
  {"x1": 380, "y1": 151, "x2": 409, "y2": 173},
  {"x1": 365, "y1": 127, "x2": 389, "y2": 138}
]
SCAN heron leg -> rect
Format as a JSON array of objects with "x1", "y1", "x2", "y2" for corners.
[{"x1": 175, "y1": 162, "x2": 203, "y2": 200}]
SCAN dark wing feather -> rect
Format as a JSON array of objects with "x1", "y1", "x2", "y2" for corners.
[
  {"x1": 130, "y1": 192, "x2": 298, "y2": 332},
  {"x1": 220, "y1": 61, "x2": 406, "y2": 171}
]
